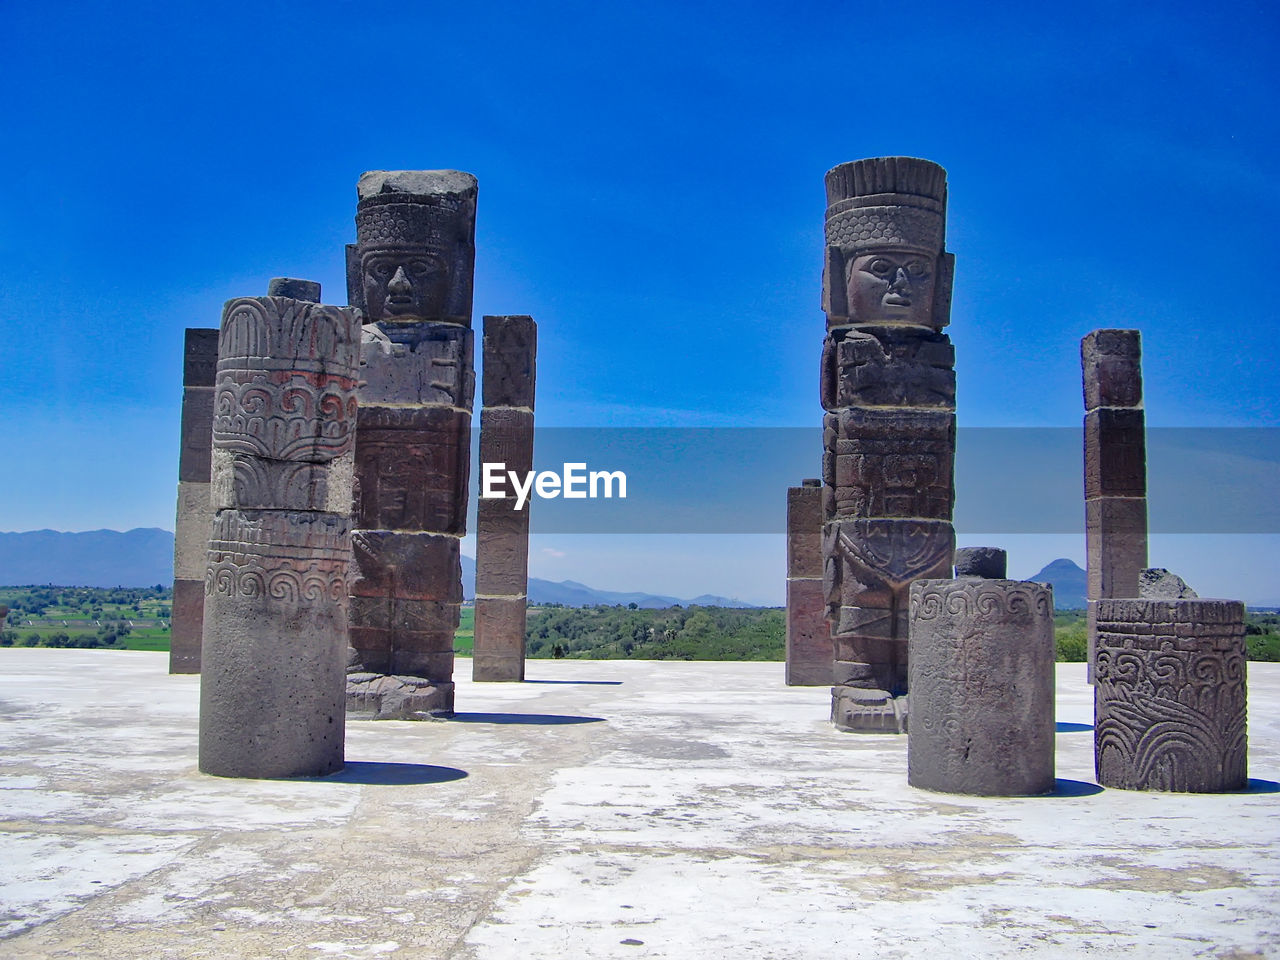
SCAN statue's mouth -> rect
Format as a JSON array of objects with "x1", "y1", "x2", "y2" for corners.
[{"x1": 883, "y1": 294, "x2": 911, "y2": 306}]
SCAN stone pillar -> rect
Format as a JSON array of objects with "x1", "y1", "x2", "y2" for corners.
[
  {"x1": 473, "y1": 315, "x2": 537, "y2": 682},
  {"x1": 345, "y1": 171, "x2": 476, "y2": 719},
  {"x1": 1094, "y1": 598, "x2": 1247, "y2": 792},
  {"x1": 820, "y1": 157, "x2": 957, "y2": 733},
  {"x1": 198, "y1": 282, "x2": 360, "y2": 779},
  {"x1": 786, "y1": 479, "x2": 833, "y2": 685},
  {"x1": 908, "y1": 578, "x2": 1056, "y2": 795},
  {"x1": 1082, "y1": 329, "x2": 1148, "y2": 681},
  {"x1": 170, "y1": 327, "x2": 218, "y2": 674}
]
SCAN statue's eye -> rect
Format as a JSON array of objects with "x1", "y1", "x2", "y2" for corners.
[
  {"x1": 868, "y1": 259, "x2": 894, "y2": 277},
  {"x1": 368, "y1": 262, "x2": 392, "y2": 280},
  {"x1": 408, "y1": 259, "x2": 434, "y2": 277},
  {"x1": 906, "y1": 260, "x2": 929, "y2": 278}
]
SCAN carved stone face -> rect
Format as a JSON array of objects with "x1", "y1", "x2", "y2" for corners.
[
  {"x1": 360, "y1": 248, "x2": 450, "y2": 321},
  {"x1": 845, "y1": 250, "x2": 936, "y2": 326}
]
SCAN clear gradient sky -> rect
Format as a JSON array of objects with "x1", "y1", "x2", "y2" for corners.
[{"x1": 1, "y1": 1, "x2": 1277, "y2": 604}]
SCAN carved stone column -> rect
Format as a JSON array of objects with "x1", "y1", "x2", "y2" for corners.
[
  {"x1": 1082, "y1": 329, "x2": 1148, "y2": 682},
  {"x1": 199, "y1": 281, "x2": 359, "y2": 779},
  {"x1": 820, "y1": 157, "x2": 957, "y2": 733},
  {"x1": 345, "y1": 171, "x2": 476, "y2": 719},
  {"x1": 473, "y1": 315, "x2": 537, "y2": 682},
  {"x1": 908, "y1": 578, "x2": 1056, "y2": 795},
  {"x1": 786, "y1": 479, "x2": 832, "y2": 685},
  {"x1": 170, "y1": 327, "x2": 218, "y2": 674},
  {"x1": 1095, "y1": 598, "x2": 1247, "y2": 792}
]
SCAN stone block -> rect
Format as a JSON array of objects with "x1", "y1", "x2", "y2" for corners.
[
  {"x1": 173, "y1": 481, "x2": 212, "y2": 581},
  {"x1": 349, "y1": 596, "x2": 459, "y2": 634},
  {"x1": 825, "y1": 327, "x2": 956, "y2": 409},
  {"x1": 183, "y1": 328, "x2": 220, "y2": 386},
  {"x1": 179, "y1": 387, "x2": 215, "y2": 482},
  {"x1": 1094, "y1": 598, "x2": 1247, "y2": 792},
  {"x1": 482, "y1": 315, "x2": 537, "y2": 409},
  {"x1": 908, "y1": 578, "x2": 1056, "y2": 795},
  {"x1": 169, "y1": 579, "x2": 205, "y2": 674},
  {"x1": 211, "y1": 447, "x2": 355, "y2": 514},
  {"x1": 478, "y1": 407, "x2": 535, "y2": 476},
  {"x1": 828, "y1": 407, "x2": 954, "y2": 520},
  {"x1": 1085, "y1": 497, "x2": 1148, "y2": 598},
  {"x1": 473, "y1": 597, "x2": 527, "y2": 682},
  {"x1": 475, "y1": 530, "x2": 530, "y2": 596},
  {"x1": 346, "y1": 673, "x2": 454, "y2": 719},
  {"x1": 1082, "y1": 329, "x2": 1142, "y2": 410},
  {"x1": 349, "y1": 531, "x2": 461, "y2": 603},
  {"x1": 1084, "y1": 408, "x2": 1147, "y2": 499},
  {"x1": 1140, "y1": 568, "x2": 1198, "y2": 599},
  {"x1": 354, "y1": 405, "x2": 471, "y2": 535},
  {"x1": 359, "y1": 322, "x2": 474, "y2": 408},
  {"x1": 267, "y1": 277, "x2": 321, "y2": 301},
  {"x1": 785, "y1": 578, "x2": 832, "y2": 685},
  {"x1": 953, "y1": 546, "x2": 1006, "y2": 579},
  {"x1": 786, "y1": 484, "x2": 823, "y2": 579}
]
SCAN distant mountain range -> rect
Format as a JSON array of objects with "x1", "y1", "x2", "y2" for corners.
[
  {"x1": 0, "y1": 529, "x2": 757, "y2": 608},
  {"x1": 1027, "y1": 558, "x2": 1087, "y2": 609}
]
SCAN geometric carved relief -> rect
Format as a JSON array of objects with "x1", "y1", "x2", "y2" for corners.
[{"x1": 1094, "y1": 598, "x2": 1247, "y2": 792}]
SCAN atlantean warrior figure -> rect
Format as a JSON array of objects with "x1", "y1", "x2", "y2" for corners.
[
  {"x1": 345, "y1": 171, "x2": 476, "y2": 718},
  {"x1": 820, "y1": 157, "x2": 957, "y2": 733}
]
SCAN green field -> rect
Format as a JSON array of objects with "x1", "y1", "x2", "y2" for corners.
[{"x1": 4, "y1": 587, "x2": 1279, "y2": 663}]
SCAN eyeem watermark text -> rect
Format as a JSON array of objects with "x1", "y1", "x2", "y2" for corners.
[{"x1": 481, "y1": 462, "x2": 627, "y2": 511}]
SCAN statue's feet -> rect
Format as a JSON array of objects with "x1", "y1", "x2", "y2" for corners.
[{"x1": 831, "y1": 685, "x2": 908, "y2": 734}]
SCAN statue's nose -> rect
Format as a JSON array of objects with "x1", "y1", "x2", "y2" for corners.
[
  {"x1": 388, "y1": 265, "x2": 412, "y2": 293},
  {"x1": 890, "y1": 267, "x2": 911, "y2": 294}
]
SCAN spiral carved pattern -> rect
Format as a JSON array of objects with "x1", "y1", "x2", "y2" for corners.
[{"x1": 1094, "y1": 598, "x2": 1247, "y2": 792}]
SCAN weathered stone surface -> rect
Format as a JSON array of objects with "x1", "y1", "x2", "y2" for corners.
[
  {"x1": 785, "y1": 578, "x2": 832, "y2": 686},
  {"x1": 359, "y1": 322, "x2": 474, "y2": 408},
  {"x1": 1082, "y1": 329, "x2": 1142, "y2": 410},
  {"x1": 1094, "y1": 598, "x2": 1247, "y2": 792},
  {"x1": 823, "y1": 409, "x2": 954, "y2": 521},
  {"x1": 1139, "y1": 568, "x2": 1198, "y2": 599},
  {"x1": 349, "y1": 532, "x2": 462, "y2": 602},
  {"x1": 199, "y1": 291, "x2": 359, "y2": 779},
  {"x1": 908, "y1": 579, "x2": 1056, "y2": 795},
  {"x1": 787, "y1": 483, "x2": 824, "y2": 581},
  {"x1": 171, "y1": 328, "x2": 219, "y2": 675},
  {"x1": 353, "y1": 405, "x2": 471, "y2": 535},
  {"x1": 473, "y1": 597, "x2": 527, "y2": 682},
  {"x1": 953, "y1": 547, "x2": 1006, "y2": 579},
  {"x1": 211, "y1": 447, "x2": 355, "y2": 514},
  {"x1": 178, "y1": 387, "x2": 216, "y2": 483},
  {"x1": 1084, "y1": 408, "x2": 1147, "y2": 499},
  {"x1": 345, "y1": 672, "x2": 455, "y2": 720},
  {"x1": 475, "y1": 531, "x2": 531, "y2": 596},
  {"x1": 1085, "y1": 497, "x2": 1147, "y2": 600},
  {"x1": 482, "y1": 315, "x2": 537, "y2": 409},
  {"x1": 169, "y1": 579, "x2": 205, "y2": 673},
  {"x1": 267, "y1": 278, "x2": 321, "y2": 301},
  {"x1": 478, "y1": 407, "x2": 535, "y2": 475}
]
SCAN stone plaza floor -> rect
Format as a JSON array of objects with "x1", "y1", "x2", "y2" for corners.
[{"x1": 0, "y1": 649, "x2": 1277, "y2": 959}]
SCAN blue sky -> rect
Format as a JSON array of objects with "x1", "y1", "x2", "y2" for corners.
[{"x1": 1, "y1": 1, "x2": 1277, "y2": 603}]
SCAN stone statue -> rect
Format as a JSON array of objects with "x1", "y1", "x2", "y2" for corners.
[
  {"x1": 820, "y1": 157, "x2": 957, "y2": 733},
  {"x1": 345, "y1": 171, "x2": 477, "y2": 719}
]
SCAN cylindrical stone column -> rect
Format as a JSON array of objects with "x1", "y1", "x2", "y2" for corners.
[
  {"x1": 786, "y1": 479, "x2": 833, "y2": 685},
  {"x1": 474, "y1": 315, "x2": 537, "y2": 682},
  {"x1": 346, "y1": 170, "x2": 476, "y2": 719},
  {"x1": 907, "y1": 578, "x2": 1056, "y2": 795},
  {"x1": 199, "y1": 283, "x2": 359, "y2": 778},
  {"x1": 820, "y1": 157, "x2": 958, "y2": 733},
  {"x1": 1094, "y1": 598, "x2": 1247, "y2": 792},
  {"x1": 1082, "y1": 329, "x2": 1148, "y2": 682},
  {"x1": 170, "y1": 327, "x2": 218, "y2": 674}
]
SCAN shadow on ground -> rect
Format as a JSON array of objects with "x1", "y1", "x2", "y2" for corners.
[
  {"x1": 1243, "y1": 779, "x2": 1280, "y2": 793},
  {"x1": 1043, "y1": 779, "x2": 1105, "y2": 798},
  {"x1": 323, "y1": 762, "x2": 469, "y2": 785},
  {"x1": 524, "y1": 679, "x2": 624, "y2": 686},
  {"x1": 449, "y1": 712, "x2": 606, "y2": 725},
  {"x1": 1055, "y1": 722, "x2": 1093, "y2": 733}
]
